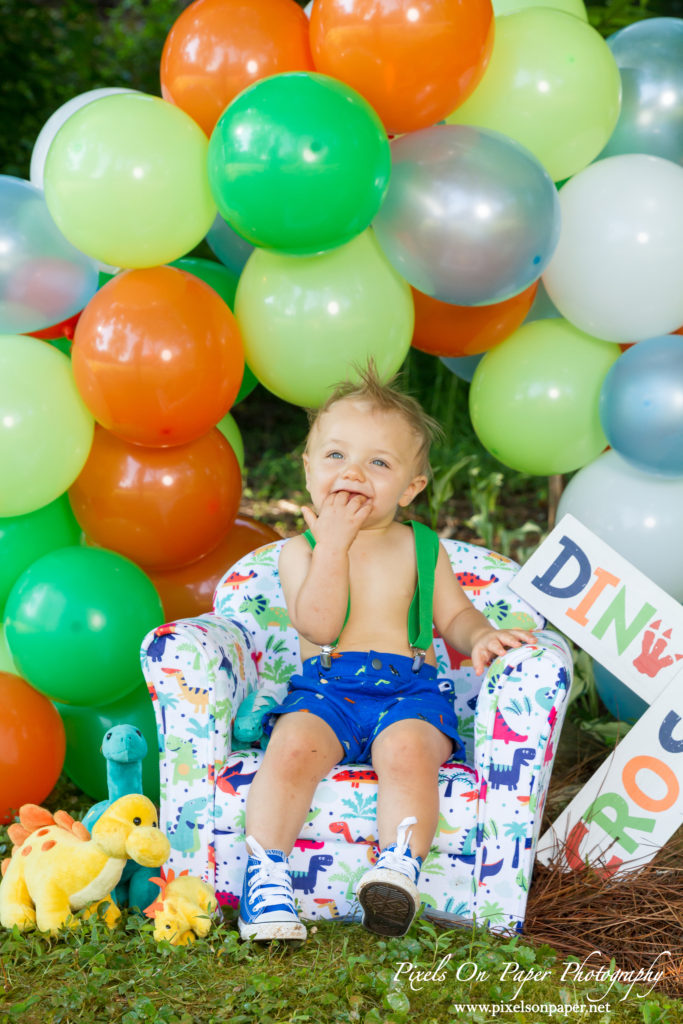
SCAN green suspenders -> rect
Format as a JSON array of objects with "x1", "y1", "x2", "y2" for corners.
[{"x1": 302, "y1": 521, "x2": 439, "y2": 672}]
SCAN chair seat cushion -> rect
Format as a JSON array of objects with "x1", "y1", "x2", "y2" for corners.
[{"x1": 212, "y1": 749, "x2": 481, "y2": 920}]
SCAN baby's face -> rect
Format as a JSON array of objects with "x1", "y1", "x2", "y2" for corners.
[{"x1": 303, "y1": 399, "x2": 427, "y2": 525}]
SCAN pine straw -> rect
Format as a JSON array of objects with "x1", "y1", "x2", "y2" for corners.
[{"x1": 524, "y1": 740, "x2": 683, "y2": 999}]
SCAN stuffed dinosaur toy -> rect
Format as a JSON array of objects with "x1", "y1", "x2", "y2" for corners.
[
  {"x1": 81, "y1": 724, "x2": 159, "y2": 911},
  {"x1": 0, "y1": 794, "x2": 170, "y2": 935},
  {"x1": 144, "y1": 869, "x2": 218, "y2": 946}
]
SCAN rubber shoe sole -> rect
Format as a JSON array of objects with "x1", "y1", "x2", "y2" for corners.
[
  {"x1": 238, "y1": 915, "x2": 307, "y2": 942},
  {"x1": 357, "y1": 869, "x2": 420, "y2": 937}
]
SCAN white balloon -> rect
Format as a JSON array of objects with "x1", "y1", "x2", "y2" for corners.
[
  {"x1": 557, "y1": 449, "x2": 683, "y2": 601},
  {"x1": 542, "y1": 155, "x2": 683, "y2": 342},
  {"x1": 30, "y1": 87, "x2": 135, "y2": 191},
  {"x1": 304, "y1": 1, "x2": 313, "y2": 16}
]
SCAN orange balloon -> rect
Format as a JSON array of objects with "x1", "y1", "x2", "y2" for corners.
[
  {"x1": 0, "y1": 671, "x2": 66, "y2": 824},
  {"x1": 149, "y1": 514, "x2": 281, "y2": 621},
  {"x1": 411, "y1": 281, "x2": 538, "y2": 357},
  {"x1": 310, "y1": 0, "x2": 494, "y2": 135},
  {"x1": 72, "y1": 267, "x2": 244, "y2": 448},
  {"x1": 69, "y1": 427, "x2": 242, "y2": 571},
  {"x1": 160, "y1": 0, "x2": 315, "y2": 137}
]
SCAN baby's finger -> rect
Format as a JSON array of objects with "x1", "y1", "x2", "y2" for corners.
[{"x1": 301, "y1": 505, "x2": 317, "y2": 530}]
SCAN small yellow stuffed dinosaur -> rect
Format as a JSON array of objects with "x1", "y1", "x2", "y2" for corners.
[
  {"x1": 0, "y1": 794, "x2": 171, "y2": 935},
  {"x1": 145, "y1": 869, "x2": 218, "y2": 946}
]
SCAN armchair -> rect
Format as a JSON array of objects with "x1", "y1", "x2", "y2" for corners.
[{"x1": 141, "y1": 537, "x2": 572, "y2": 933}]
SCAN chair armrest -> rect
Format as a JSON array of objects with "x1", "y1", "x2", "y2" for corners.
[
  {"x1": 140, "y1": 614, "x2": 259, "y2": 776},
  {"x1": 473, "y1": 630, "x2": 573, "y2": 886}
]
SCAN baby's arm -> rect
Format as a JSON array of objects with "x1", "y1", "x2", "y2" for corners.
[
  {"x1": 279, "y1": 492, "x2": 371, "y2": 646},
  {"x1": 432, "y1": 546, "x2": 535, "y2": 675}
]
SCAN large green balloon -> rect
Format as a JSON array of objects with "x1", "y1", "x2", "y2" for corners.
[
  {"x1": 0, "y1": 334, "x2": 94, "y2": 516},
  {"x1": 0, "y1": 495, "x2": 81, "y2": 616},
  {"x1": 208, "y1": 72, "x2": 390, "y2": 255},
  {"x1": 55, "y1": 683, "x2": 159, "y2": 803},
  {"x1": 5, "y1": 547, "x2": 163, "y2": 707},
  {"x1": 493, "y1": 0, "x2": 587, "y2": 17},
  {"x1": 469, "y1": 319, "x2": 620, "y2": 475},
  {"x1": 235, "y1": 230, "x2": 414, "y2": 407},
  {"x1": 448, "y1": 8, "x2": 621, "y2": 181},
  {"x1": 44, "y1": 93, "x2": 216, "y2": 269}
]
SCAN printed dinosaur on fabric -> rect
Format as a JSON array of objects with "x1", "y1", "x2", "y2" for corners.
[{"x1": 0, "y1": 795, "x2": 170, "y2": 935}]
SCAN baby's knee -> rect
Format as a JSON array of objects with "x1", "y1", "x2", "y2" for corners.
[
  {"x1": 268, "y1": 714, "x2": 340, "y2": 775},
  {"x1": 373, "y1": 721, "x2": 449, "y2": 774}
]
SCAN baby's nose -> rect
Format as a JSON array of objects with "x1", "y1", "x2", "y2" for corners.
[{"x1": 342, "y1": 462, "x2": 364, "y2": 480}]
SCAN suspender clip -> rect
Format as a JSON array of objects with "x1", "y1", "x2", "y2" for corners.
[
  {"x1": 411, "y1": 648, "x2": 426, "y2": 673},
  {"x1": 320, "y1": 644, "x2": 335, "y2": 669}
]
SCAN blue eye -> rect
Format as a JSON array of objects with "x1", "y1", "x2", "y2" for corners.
[
  {"x1": 327, "y1": 451, "x2": 343, "y2": 459},
  {"x1": 372, "y1": 459, "x2": 388, "y2": 468}
]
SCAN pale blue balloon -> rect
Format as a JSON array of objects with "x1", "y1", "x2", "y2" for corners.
[
  {"x1": 205, "y1": 213, "x2": 255, "y2": 275},
  {"x1": 592, "y1": 660, "x2": 647, "y2": 724},
  {"x1": 373, "y1": 125, "x2": 560, "y2": 306},
  {"x1": 440, "y1": 354, "x2": 483, "y2": 382},
  {"x1": 601, "y1": 18, "x2": 683, "y2": 165},
  {"x1": 599, "y1": 334, "x2": 683, "y2": 477},
  {"x1": 522, "y1": 279, "x2": 561, "y2": 324},
  {"x1": 0, "y1": 176, "x2": 99, "y2": 334}
]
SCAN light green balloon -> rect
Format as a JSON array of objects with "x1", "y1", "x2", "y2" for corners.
[
  {"x1": 469, "y1": 318, "x2": 620, "y2": 476},
  {"x1": 216, "y1": 412, "x2": 244, "y2": 471},
  {"x1": 0, "y1": 335, "x2": 94, "y2": 516},
  {"x1": 493, "y1": 0, "x2": 587, "y2": 19},
  {"x1": 234, "y1": 230, "x2": 414, "y2": 408},
  {"x1": 447, "y1": 8, "x2": 621, "y2": 181},
  {"x1": 0, "y1": 625, "x2": 16, "y2": 673},
  {"x1": 44, "y1": 93, "x2": 216, "y2": 269}
]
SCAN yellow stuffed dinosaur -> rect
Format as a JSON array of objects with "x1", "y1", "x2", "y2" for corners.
[
  {"x1": 145, "y1": 869, "x2": 218, "y2": 946},
  {"x1": 0, "y1": 794, "x2": 170, "y2": 935}
]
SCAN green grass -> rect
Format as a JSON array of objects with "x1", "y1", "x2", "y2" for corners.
[{"x1": 2, "y1": 906, "x2": 680, "y2": 1024}]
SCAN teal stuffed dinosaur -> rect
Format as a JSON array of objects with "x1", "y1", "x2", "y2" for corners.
[{"x1": 82, "y1": 725, "x2": 160, "y2": 911}]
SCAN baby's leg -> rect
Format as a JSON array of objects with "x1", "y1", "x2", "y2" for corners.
[
  {"x1": 245, "y1": 711, "x2": 344, "y2": 855},
  {"x1": 371, "y1": 719, "x2": 452, "y2": 860}
]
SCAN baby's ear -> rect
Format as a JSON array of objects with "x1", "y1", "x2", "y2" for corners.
[{"x1": 398, "y1": 474, "x2": 428, "y2": 507}]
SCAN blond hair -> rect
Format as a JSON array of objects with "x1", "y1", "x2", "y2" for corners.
[{"x1": 306, "y1": 363, "x2": 443, "y2": 478}]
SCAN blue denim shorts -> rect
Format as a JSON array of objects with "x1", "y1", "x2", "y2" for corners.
[{"x1": 262, "y1": 650, "x2": 465, "y2": 765}]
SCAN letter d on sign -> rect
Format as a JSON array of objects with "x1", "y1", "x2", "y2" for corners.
[{"x1": 531, "y1": 536, "x2": 592, "y2": 600}]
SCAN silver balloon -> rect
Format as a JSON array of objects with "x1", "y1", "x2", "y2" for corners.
[
  {"x1": 600, "y1": 17, "x2": 683, "y2": 165},
  {"x1": 373, "y1": 124, "x2": 560, "y2": 306}
]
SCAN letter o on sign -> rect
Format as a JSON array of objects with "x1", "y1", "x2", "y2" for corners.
[{"x1": 622, "y1": 755, "x2": 680, "y2": 813}]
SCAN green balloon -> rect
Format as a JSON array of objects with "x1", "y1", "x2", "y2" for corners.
[
  {"x1": 234, "y1": 363, "x2": 258, "y2": 405},
  {"x1": 44, "y1": 93, "x2": 216, "y2": 269},
  {"x1": 0, "y1": 494, "x2": 81, "y2": 616},
  {"x1": 216, "y1": 412, "x2": 244, "y2": 471},
  {"x1": 5, "y1": 546, "x2": 163, "y2": 707},
  {"x1": 55, "y1": 683, "x2": 159, "y2": 803},
  {"x1": 235, "y1": 229, "x2": 414, "y2": 408},
  {"x1": 170, "y1": 256, "x2": 240, "y2": 311},
  {"x1": 493, "y1": 0, "x2": 587, "y2": 18},
  {"x1": 447, "y1": 9, "x2": 621, "y2": 181},
  {"x1": 469, "y1": 318, "x2": 620, "y2": 476},
  {"x1": 0, "y1": 624, "x2": 16, "y2": 673},
  {"x1": 0, "y1": 334, "x2": 94, "y2": 516},
  {"x1": 208, "y1": 73, "x2": 390, "y2": 255}
]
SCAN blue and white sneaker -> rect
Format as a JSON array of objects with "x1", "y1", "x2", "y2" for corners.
[
  {"x1": 356, "y1": 816, "x2": 422, "y2": 937},
  {"x1": 238, "y1": 836, "x2": 307, "y2": 941}
]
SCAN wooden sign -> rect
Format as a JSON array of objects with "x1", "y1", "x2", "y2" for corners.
[{"x1": 510, "y1": 514, "x2": 683, "y2": 873}]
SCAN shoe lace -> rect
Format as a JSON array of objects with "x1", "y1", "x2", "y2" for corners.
[
  {"x1": 245, "y1": 835, "x2": 295, "y2": 907},
  {"x1": 377, "y1": 816, "x2": 421, "y2": 877}
]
